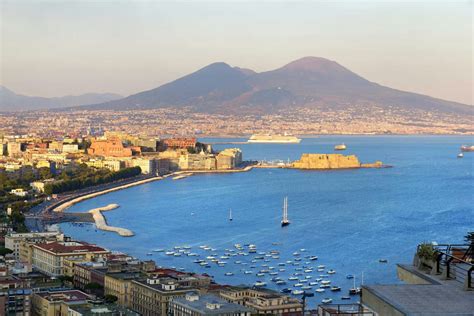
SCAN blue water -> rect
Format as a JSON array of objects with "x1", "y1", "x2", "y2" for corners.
[{"x1": 60, "y1": 136, "x2": 473, "y2": 307}]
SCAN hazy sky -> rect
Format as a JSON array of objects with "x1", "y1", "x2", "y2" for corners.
[{"x1": 1, "y1": 0, "x2": 472, "y2": 104}]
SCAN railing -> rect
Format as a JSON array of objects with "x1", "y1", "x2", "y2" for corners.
[
  {"x1": 429, "y1": 243, "x2": 474, "y2": 289},
  {"x1": 316, "y1": 304, "x2": 375, "y2": 316}
]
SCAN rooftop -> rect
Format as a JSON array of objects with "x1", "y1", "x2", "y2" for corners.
[
  {"x1": 171, "y1": 293, "x2": 252, "y2": 314},
  {"x1": 34, "y1": 241, "x2": 108, "y2": 254},
  {"x1": 36, "y1": 290, "x2": 91, "y2": 303}
]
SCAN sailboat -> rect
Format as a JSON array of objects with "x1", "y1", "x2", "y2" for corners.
[
  {"x1": 281, "y1": 197, "x2": 290, "y2": 227},
  {"x1": 229, "y1": 209, "x2": 233, "y2": 221}
]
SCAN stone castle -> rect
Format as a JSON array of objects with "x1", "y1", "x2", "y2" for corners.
[{"x1": 291, "y1": 153, "x2": 383, "y2": 169}]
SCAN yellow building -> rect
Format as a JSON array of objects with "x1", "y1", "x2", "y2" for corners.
[
  {"x1": 31, "y1": 241, "x2": 109, "y2": 277},
  {"x1": 104, "y1": 272, "x2": 141, "y2": 308},
  {"x1": 219, "y1": 287, "x2": 303, "y2": 315},
  {"x1": 32, "y1": 290, "x2": 91, "y2": 316}
]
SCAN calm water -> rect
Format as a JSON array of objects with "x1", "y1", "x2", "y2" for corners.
[{"x1": 60, "y1": 136, "x2": 473, "y2": 307}]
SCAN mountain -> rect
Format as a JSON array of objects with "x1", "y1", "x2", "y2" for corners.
[
  {"x1": 0, "y1": 86, "x2": 122, "y2": 111},
  {"x1": 89, "y1": 62, "x2": 252, "y2": 111}
]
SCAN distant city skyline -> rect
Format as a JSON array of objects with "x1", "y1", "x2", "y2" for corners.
[{"x1": 1, "y1": 0, "x2": 472, "y2": 105}]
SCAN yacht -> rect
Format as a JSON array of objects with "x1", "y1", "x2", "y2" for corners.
[
  {"x1": 281, "y1": 196, "x2": 290, "y2": 227},
  {"x1": 322, "y1": 298, "x2": 333, "y2": 304},
  {"x1": 334, "y1": 143, "x2": 347, "y2": 151},
  {"x1": 292, "y1": 290, "x2": 304, "y2": 295}
]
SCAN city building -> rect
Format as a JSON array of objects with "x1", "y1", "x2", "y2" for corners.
[
  {"x1": 219, "y1": 287, "x2": 303, "y2": 314},
  {"x1": 87, "y1": 138, "x2": 133, "y2": 157},
  {"x1": 0, "y1": 288, "x2": 32, "y2": 316},
  {"x1": 169, "y1": 292, "x2": 252, "y2": 316},
  {"x1": 31, "y1": 241, "x2": 109, "y2": 277},
  {"x1": 163, "y1": 138, "x2": 197, "y2": 150},
  {"x1": 62, "y1": 144, "x2": 80, "y2": 153},
  {"x1": 131, "y1": 158, "x2": 156, "y2": 174},
  {"x1": 7, "y1": 142, "x2": 22, "y2": 157},
  {"x1": 104, "y1": 272, "x2": 141, "y2": 308},
  {"x1": 85, "y1": 159, "x2": 124, "y2": 172},
  {"x1": 216, "y1": 148, "x2": 242, "y2": 169},
  {"x1": 5, "y1": 231, "x2": 64, "y2": 261},
  {"x1": 32, "y1": 290, "x2": 91, "y2": 316},
  {"x1": 130, "y1": 277, "x2": 198, "y2": 316}
]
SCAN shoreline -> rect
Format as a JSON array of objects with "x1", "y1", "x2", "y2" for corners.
[
  {"x1": 88, "y1": 204, "x2": 134, "y2": 237},
  {"x1": 52, "y1": 176, "x2": 163, "y2": 213}
]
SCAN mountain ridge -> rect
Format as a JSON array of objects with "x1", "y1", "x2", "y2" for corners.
[
  {"x1": 0, "y1": 86, "x2": 123, "y2": 111},
  {"x1": 85, "y1": 56, "x2": 471, "y2": 115}
]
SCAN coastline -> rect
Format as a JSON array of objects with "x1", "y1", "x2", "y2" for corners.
[
  {"x1": 88, "y1": 204, "x2": 134, "y2": 237},
  {"x1": 52, "y1": 176, "x2": 163, "y2": 213}
]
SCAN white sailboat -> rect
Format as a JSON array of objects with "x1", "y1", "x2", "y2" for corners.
[
  {"x1": 229, "y1": 209, "x2": 233, "y2": 221},
  {"x1": 281, "y1": 197, "x2": 290, "y2": 227}
]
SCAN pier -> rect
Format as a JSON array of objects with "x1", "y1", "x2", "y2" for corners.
[{"x1": 88, "y1": 204, "x2": 134, "y2": 237}]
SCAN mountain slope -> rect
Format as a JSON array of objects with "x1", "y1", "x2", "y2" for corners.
[
  {"x1": 0, "y1": 86, "x2": 122, "y2": 111},
  {"x1": 88, "y1": 62, "x2": 253, "y2": 110}
]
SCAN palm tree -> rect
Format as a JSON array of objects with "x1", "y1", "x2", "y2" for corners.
[{"x1": 464, "y1": 232, "x2": 473, "y2": 262}]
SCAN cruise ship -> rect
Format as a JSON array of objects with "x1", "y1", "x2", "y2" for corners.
[{"x1": 247, "y1": 134, "x2": 301, "y2": 144}]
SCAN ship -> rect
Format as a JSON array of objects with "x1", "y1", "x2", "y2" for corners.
[
  {"x1": 248, "y1": 134, "x2": 301, "y2": 144},
  {"x1": 461, "y1": 145, "x2": 474, "y2": 152},
  {"x1": 334, "y1": 143, "x2": 347, "y2": 151},
  {"x1": 281, "y1": 196, "x2": 290, "y2": 227}
]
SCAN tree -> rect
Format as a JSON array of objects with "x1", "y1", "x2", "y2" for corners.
[
  {"x1": 0, "y1": 247, "x2": 13, "y2": 256},
  {"x1": 104, "y1": 294, "x2": 118, "y2": 303},
  {"x1": 464, "y1": 232, "x2": 474, "y2": 245}
]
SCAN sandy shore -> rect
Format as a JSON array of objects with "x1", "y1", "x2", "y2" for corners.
[{"x1": 88, "y1": 204, "x2": 134, "y2": 237}]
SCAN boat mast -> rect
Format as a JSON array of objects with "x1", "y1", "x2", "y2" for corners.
[{"x1": 229, "y1": 208, "x2": 232, "y2": 221}]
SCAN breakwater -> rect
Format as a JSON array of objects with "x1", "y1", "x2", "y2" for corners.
[{"x1": 88, "y1": 204, "x2": 134, "y2": 237}]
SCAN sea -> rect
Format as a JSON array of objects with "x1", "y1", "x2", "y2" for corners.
[{"x1": 59, "y1": 136, "x2": 474, "y2": 307}]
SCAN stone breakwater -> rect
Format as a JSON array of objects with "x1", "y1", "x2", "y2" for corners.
[
  {"x1": 291, "y1": 153, "x2": 383, "y2": 169},
  {"x1": 88, "y1": 204, "x2": 134, "y2": 237}
]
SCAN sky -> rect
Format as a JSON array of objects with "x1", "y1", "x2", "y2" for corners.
[{"x1": 1, "y1": 0, "x2": 472, "y2": 105}]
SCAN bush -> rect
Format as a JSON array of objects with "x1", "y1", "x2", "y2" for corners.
[
  {"x1": 104, "y1": 294, "x2": 118, "y2": 303},
  {"x1": 417, "y1": 242, "x2": 436, "y2": 261},
  {"x1": 0, "y1": 247, "x2": 13, "y2": 256}
]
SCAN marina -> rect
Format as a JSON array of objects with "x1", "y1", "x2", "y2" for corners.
[{"x1": 58, "y1": 136, "x2": 473, "y2": 308}]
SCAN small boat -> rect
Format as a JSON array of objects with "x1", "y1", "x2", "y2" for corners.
[
  {"x1": 173, "y1": 253, "x2": 182, "y2": 257},
  {"x1": 256, "y1": 273, "x2": 265, "y2": 277},
  {"x1": 320, "y1": 284, "x2": 330, "y2": 288},
  {"x1": 293, "y1": 283, "x2": 303, "y2": 287},
  {"x1": 281, "y1": 288, "x2": 292, "y2": 294},
  {"x1": 165, "y1": 251, "x2": 175, "y2": 256},
  {"x1": 334, "y1": 143, "x2": 347, "y2": 151},
  {"x1": 304, "y1": 269, "x2": 313, "y2": 273},
  {"x1": 254, "y1": 281, "x2": 267, "y2": 287},
  {"x1": 301, "y1": 286, "x2": 312, "y2": 290},
  {"x1": 288, "y1": 276, "x2": 298, "y2": 281},
  {"x1": 315, "y1": 288, "x2": 325, "y2": 293},
  {"x1": 309, "y1": 282, "x2": 318, "y2": 286},
  {"x1": 199, "y1": 261, "x2": 208, "y2": 266},
  {"x1": 309, "y1": 256, "x2": 318, "y2": 261},
  {"x1": 146, "y1": 253, "x2": 153, "y2": 256},
  {"x1": 244, "y1": 270, "x2": 253, "y2": 274},
  {"x1": 341, "y1": 296, "x2": 351, "y2": 300},
  {"x1": 317, "y1": 265, "x2": 325, "y2": 269},
  {"x1": 349, "y1": 288, "x2": 361, "y2": 295},
  {"x1": 229, "y1": 208, "x2": 233, "y2": 221},
  {"x1": 278, "y1": 263, "x2": 286, "y2": 266},
  {"x1": 461, "y1": 145, "x2": 474, "y2": 152},
  {"x1": 379, "y1": 259, "x2": 388, "y2": 263},
  {"x1": 327, "y1": 269, "x2": 336, "y2": 274},
  {"x1": 224, "y1": 272, "x2": 234, "y2": 276},
  {"x1": 346, "y1": 274, "x2": 355, "y2": 279},
  {"x1": 293, "y1": 252, "x2": 300, "y2": 256},
  {"x1": 321, "y1": 280, "x2": 331, "y2": 285},
  {"x1": 153, "y1": 248, "x2": 165, "y2": 252},
  {"x1": 279, "y1": 268, "x2": 286, "y2": 272},
  {"x1": 292, "y1": 290, "x2": 304, "y2": 295},
  {"x1": 331, "y1": 286, "x2": 341, "y2": 292},
  {"x1": 276, "y1": 280, "x2": 287, "y2": 285},
  {"x1": 321, "y1": 298, "x2": 333, "y2": 304},
  {"x1": 281, "y1": 196, "x2": 290, "y2": 227}
]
